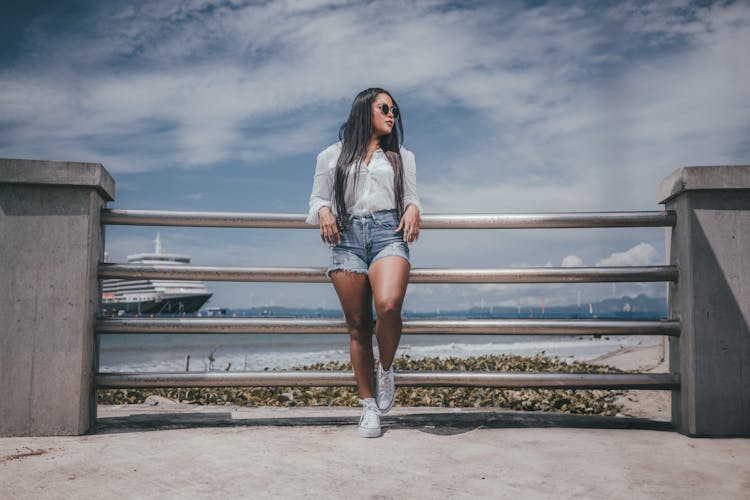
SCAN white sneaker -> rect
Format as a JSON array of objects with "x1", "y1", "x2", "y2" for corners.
[
  {"x1": 376, "y1": 362, "x2": 395, "y2": 413},
  {"x1": 359, "y1": 398, "x2": 381, "y2": 438}
]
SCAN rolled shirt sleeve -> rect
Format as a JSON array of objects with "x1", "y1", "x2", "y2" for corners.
[
  {"x1": 306, "y1": 149, "x2": 335, "y2": 225},
  {"x1": 401, "y1": 148, "x2": 422, "y2": 214}
]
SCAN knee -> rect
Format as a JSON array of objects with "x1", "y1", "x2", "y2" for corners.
[{"x1": 375, "y1": 297, "x2": 402, "y2": 321}]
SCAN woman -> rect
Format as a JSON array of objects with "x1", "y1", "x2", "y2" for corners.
[{"x1": 306, "y1": 88, "x2": 421, "y2": 438}]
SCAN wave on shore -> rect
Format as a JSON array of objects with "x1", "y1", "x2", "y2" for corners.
[{"x1": 98, "y1": 335, "x2": 661, "y2": 373}]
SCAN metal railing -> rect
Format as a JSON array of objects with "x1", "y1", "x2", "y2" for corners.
[
  {"x1": 98, "y1": 263, "x2": 677, "y2": 283},
  {"x1": 96, "y1": 209, "x2": 680, "y2": 392},
  {"x1": 101, "y1": 209, "x2": 675, "y2": 229},
  {"x1": 95, "y1": 371, "x2": 678, "y2": 390},
  {"x1": 96, "y1": 317, "x2": 679, "y2": 335}
]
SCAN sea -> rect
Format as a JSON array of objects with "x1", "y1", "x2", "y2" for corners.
[{"x1": 98, "y1": 310, "x2": 665, "y2": 373}]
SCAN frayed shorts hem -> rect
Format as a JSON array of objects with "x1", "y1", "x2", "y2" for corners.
[
  {"x1": 325, "y1": 252, "x2": 410, "y2": 279},
  {"x1": 325, "y1": 267, "x2": 369, "y2": 279}
]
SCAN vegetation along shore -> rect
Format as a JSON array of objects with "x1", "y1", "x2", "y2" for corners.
[{"x1": 98, "y1": 353, "x2": 630, "y2": 416}]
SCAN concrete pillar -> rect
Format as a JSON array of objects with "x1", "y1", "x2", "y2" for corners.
[
  {"x1": 0, "y1": 159, "x2": 114, "y2": 436},
  {"x1": 659, "y1": 165, "x2": 750, "y2": 437}
]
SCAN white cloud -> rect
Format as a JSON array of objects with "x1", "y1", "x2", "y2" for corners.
[
  {"x1": 596, "y1": 242, "x2": 660, "y2": 267},
  {"x1": 3, "y1": 1, "x2": 497, "y2": 171},
  {"x1": 417, "y1": 1, "x2": 750, "y2": 211},
  {"x1": 561, "y1": 254, "x2": 585, "y2": 267}
]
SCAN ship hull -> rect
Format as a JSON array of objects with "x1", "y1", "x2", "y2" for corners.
[{"x1": 102, "y1": 293, "x2": 212, "y2": 316}]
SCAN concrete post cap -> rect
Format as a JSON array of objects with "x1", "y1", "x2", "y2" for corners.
[
  {"x1": 658, "y1": 165, "x2": 750, "y2": 204},
  {"x1": 0, "y1": 158, "x2": 115, "y2": 201}
]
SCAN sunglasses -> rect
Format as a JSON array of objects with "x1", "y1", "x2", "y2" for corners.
[{"x1": 376, "y1": 103, "x2": 399, "y2": 118}]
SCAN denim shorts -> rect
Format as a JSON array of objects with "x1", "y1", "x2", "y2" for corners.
[{"x1": 327, "y1": 209, "x2": 410, "y2": 277}]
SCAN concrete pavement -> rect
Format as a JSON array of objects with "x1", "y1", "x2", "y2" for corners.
[{"x1": 1, "y1": 404, "x2": 749, "y2": 499}]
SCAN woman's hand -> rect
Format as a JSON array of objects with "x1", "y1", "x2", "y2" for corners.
[
  {"x1": 396, "y1": 204, "x2": 420, "y2": 244},
  {"x1": 318, "y1": 206, "x2": 340, "y2": 245}
]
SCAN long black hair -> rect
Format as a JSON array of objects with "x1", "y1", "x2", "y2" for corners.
[{"x1": 334, "y1": 87, "x2": 405, "y2": 226}]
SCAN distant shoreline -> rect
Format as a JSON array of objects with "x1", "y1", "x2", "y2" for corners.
[{"x1": 192, "y1": 295, "x2": 668, "y2": 319}]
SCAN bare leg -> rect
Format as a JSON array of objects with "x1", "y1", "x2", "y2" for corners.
[
  {"x1": 368, "y1": 256, "x2": 410, "y2": 371},
  {"x1": 330, "y1": 270, "x2": 375, "y2": 398}
]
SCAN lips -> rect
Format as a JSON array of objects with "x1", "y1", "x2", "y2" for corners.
[{"x1": 385, "y1": 120, "x2": 394, "y2": 126}]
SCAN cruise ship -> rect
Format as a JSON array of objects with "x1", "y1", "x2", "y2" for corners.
[{"x1": 101, "y1": 233, "x2": 213, "y2": 316}]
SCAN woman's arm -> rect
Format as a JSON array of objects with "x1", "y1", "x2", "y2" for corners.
[
  {"x1": 397, "y1": 148, "x2": 421, "y2": 243},
  {"x1": 306, "y1": 150, "x2": 334, "y2": 225},
  {"x1": 402, "y1": 149, "x2": 422, "y2": 214},
  {"x1": 307, "y1": 147, "x2": 341, "y2": 245}
]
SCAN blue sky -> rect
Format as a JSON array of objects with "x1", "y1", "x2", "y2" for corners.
[{"x1": 2, "y1": 0, "x2": 749, "y2": 311}]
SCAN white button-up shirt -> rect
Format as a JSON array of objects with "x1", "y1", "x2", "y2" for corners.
[{"x1": 306, "y1": 142, "x2": 422, "y2": 225}]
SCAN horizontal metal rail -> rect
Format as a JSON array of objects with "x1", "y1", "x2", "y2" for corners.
[
  {"x1": 98, "y1": 263, "x2": 678, "y2": 283},
  {"x1": 96, "y1": 317, "x2": 680, "y2": 336},
  {"x1": 101, "y1": 209, "x2": 675, "y2": 229},
  {"x1": 94, "y1": 371, "x2": 680, "y2": 390}
]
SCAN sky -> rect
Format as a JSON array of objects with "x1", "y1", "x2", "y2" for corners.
[{"x1": 2, "y1": 0, "x2": 748, "y2": 312}]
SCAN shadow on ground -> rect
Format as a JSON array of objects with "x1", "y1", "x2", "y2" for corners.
[{"x1": 95, "y1": 410, "x2": 674, "y2": 436}]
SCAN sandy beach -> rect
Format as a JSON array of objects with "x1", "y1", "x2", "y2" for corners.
[{"x1": 588, "y1": 338, "x2": 671, "y2": 421}]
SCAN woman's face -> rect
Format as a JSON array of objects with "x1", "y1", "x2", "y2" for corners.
[{"x1": 371, "y1": 92, "x2": 396, "y2": 138}]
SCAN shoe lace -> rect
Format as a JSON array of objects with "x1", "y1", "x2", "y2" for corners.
[
  {"x1": 377, "y1": 365, "x2": 393, "y2": 395},
  {"x1": 360, "y1": 399, "x2": 381, "y2": 426}
]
